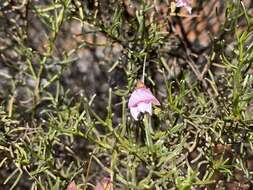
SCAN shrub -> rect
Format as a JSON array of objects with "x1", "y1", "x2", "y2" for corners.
[{"x1": 0, "y1": 0, "x2": 253, "y2": 189}]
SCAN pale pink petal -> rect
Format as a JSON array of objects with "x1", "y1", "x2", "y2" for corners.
[
  {"x1": 176, "y1": 0, "x2": 184, "y2": 7},
  {"x1": 67, "y1": 181, "x2": 77, "y2": 190},
  {"x1": 140, "y1": 88, "x2": 160, "y2": 106},
  {"x1": 95, "y1": 183, "x2": 104, "y2": 190},
  {"x1": 128, "y1": 88, "x2": 160, "y2": 107},
  {"x1": 95, "y1": 178, "x2": 113, "y2": 190},
  {"x1": 176, "y1": 0, "x2": 192, "y2": 14},
  {"x1": 184, "y1": 5, "x2": 192, "y2": 14},
  {"x1": 176, "y1": 0, "x2": 188, "y2": 7},
  {"x1": 137, "y1": 102, "x2": 152, "y2": 115},
  {"x1": 130, "y1": 107, "x2": 140, "y2": 120},
  {"x1": 128, "y1": 88, "x2": 145, "y2": 107}
]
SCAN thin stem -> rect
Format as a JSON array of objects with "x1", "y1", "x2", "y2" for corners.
[
  {"x1": 143, "y1": 114, "x2": 153, "y2": 151},
  {"x1": 142, "y1": 54, "x2": 147, "y2": 82}
]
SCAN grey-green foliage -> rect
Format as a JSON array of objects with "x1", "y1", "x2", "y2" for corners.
[{"x1": 0, "y1": 0, "x2": 253, "y2": 189}]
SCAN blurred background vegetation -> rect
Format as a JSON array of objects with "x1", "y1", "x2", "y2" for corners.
[{"x1": 0, "y1": 0, "x2": 253, "y2": 189}]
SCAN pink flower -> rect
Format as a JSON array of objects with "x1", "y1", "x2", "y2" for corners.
[
  {"x1": 128, "y1": 81, "x2": 160, "y2": 120},
  {"x1": 67, "y1": 181, "x2": 77, "y2": 190},
  {"x1": 94, "y1": 177, "x2": 113, "y2": 190},
  {"x1": 176, "y1": 0, "x2": 192, "y2": 14}
]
